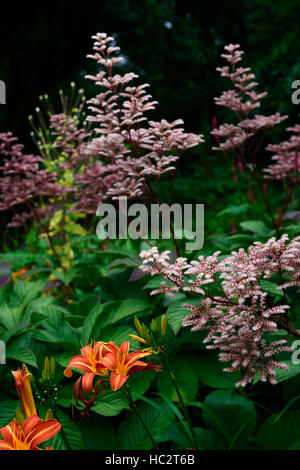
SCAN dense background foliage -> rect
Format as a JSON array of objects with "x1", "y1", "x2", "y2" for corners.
[
  {"x1": 0, "y1": 0, "x2": 300, "y2": 451},
  {"x1": 1, "y1": 0, "x2": 300, "y2": 234}
]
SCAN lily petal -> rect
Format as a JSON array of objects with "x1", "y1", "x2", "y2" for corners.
[
  {"x1": 22, "y1": 415, "x2": 41, "y2": 435},
  {"x1": 81, "y1": 372, "x2": 96, "y2": 393},
  {"x1": 97, "y1": 353, "x2": 118, "y2": 370},
  {"x1": 0, "y1": 440, "x2": 15, "y2": 450},
  {"x1": 110, "y1": 371, "x2": 129, "y2": 391},
  {"x1": 27, "y1": 419, "x2": 61, "y2": 448}
]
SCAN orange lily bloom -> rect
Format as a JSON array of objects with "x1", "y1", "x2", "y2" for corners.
[
  {"x1": 12, "y1": 366, "x2": 37, "y2": 418},
  {"x1": 0, "y1": 415, "x2": 61, "y2": 450},
  {"x1": 64, "y1": 341, "x2": 112, "y2": 392},
  {"x1": 11, "y1": 268, "x2": 28, "y2": 283},
  {"x1": 98, "y1": 341, "x2": 161, "y2": 391}
]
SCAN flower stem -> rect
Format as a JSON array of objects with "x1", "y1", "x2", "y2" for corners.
[
  {"x1": 125, "y1": 385, "x2": 158, "y2": 449},
  {"x1": 161, "y1": 354, "x2": 198, "y2": 449}
]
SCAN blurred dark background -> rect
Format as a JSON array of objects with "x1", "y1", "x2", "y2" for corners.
[
  {"x1": 0, "y1": 0, "x2": 299, "y2": 148},
  {"x1": 0, "y1": 0, "x2": 299, "y2": 241}
]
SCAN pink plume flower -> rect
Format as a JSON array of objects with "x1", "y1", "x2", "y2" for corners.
[
  {"x1": 140, "y1": 235, "x2": 299, "y2": 386},
  {"x1": 84, "y1": 33, "x2": 204, "y2": 200}
]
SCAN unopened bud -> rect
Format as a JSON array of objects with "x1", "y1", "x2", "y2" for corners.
[
  {"x1": 45, "y1": 409, "x2": 54, "y2": 421},
  {"x1": 15, "y1": 408, "x2": 25, "y2": 425}
]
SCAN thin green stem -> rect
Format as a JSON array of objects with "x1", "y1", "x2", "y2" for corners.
[
  {"x1": 162, "y1": 354, "x2": 198, "y2": 449},
  {"x1": 125, "y1": 385, "x2": 158, "y2": 449}
]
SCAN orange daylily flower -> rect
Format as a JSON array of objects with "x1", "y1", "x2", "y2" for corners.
[
  {"x1": 64, "y1": 341, "x2": 112, "y2": 393},
  {"x1": 12, "y1": 366, "x2": 37, "y2": 418},
  {"x1": 0, "y1": 415, "x2": 61, "y2": 450},
  {"x1": 98, "y1": 341, "x2": 162, "y2": 391},
  {"x1": 11, "y1": 268, "x2": 28, "y2": 283}
]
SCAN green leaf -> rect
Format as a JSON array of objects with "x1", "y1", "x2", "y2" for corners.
[
  {"x1": 28, "y1": 295, "x2": 55, "y2": 310},
  {"x1": 34, "y1": 309, "x2": 79, "y2": 350},
  {"x1": 82, "y1": 299, "x2": 151, "y2": 343},
  {"x1": 47, "y1": 409, "x2": 84, "y2": 450},
  {"x1": 52, "y1": 268, "x2": 78, "y2": 285},
  {"x1": 79, "y1": 415, "x2": 117, "y2": 450},
  {"x1": 217, "y1": 204, "x2": 251, "y2": 218},
  {"x1": 257, "y1": 411, "x2": 300, "y2": 450},
  {"x1": 260, "y1": 279, "x2": 283, "y2": 297},
  {"x1": 81, "y1": 303, "x2": 105, "y2": 344},
  {"x1": 1, "y1": 322, "x2": 31, "y2": 343},
  {"x1": 157, "y1": 356, "x2": 198, "y2": 403},
  {"x1": 195, "y1": 427, "x2": 226, "y2": 450},
  {"x1": 273, "y1": 360, "x2": 300, "y2": 383},
  {"x1": 64, "y1": 220, "x2": 87, "y2": 237},
  {"x1": 100, "y1": 325, "x2": 138, "y2": 350},
  {"x1": 161, "y1": 420, "x2": 226, "y2": 450},
  {"x1": 6, "y1": 345, "x2": 37, "y2": 367},
  {"x1": 195, "y1": 351, "x2": 242, "y2": 388},
  {"x1": 166, "y1": 301, "x2": 189, "y2": 335},
  {"x1": 12, "y1": 280, "x2": 45, "y2": 307},
  {"x1": 289, "y1": 439, "x2": 300, "y2": 450},
  {"x1": 0, "y1": 303, "x2": 24, "y2": 329},
  {"x1": 240, "y1": 220, "x2": 269, "y2": 236},
  {"x1": 0, "y1": 280, "x2": 45, "y2": 329},
  {"x1": 143, "y1": 276, "x2": 173, "y2": 290},
  {"x1": 202, "y1": 390, "x2": 257, "y2": 449},
  {"x1": 159, "y1": 425, "x2": 191, "y2": 448},
  {"x1": 0, "y1": 400, "x2": 19, "y2": 427},
  {"x1": 160, "y1": 424, "x2": 227, "y2": 450},
  {"x1": 93, "y1": 389, "x2": 130, "y2": 417},
  {"x1": 117, "y1": 399, "x2": 174, "y2": 450},
  {"x1": 130, "y1": 371, "x2": 156, "y2": 400},
  {"x1": 56, "y1": 384, "x2": 74, "y2": 408},
  {"x1": 58, "y1": 351, "x2": 72, "y2": 368},
  {"x1": 98, "y1": 299, "x2": 151, "y2": 330}
]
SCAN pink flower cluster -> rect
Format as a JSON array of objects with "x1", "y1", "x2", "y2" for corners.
[
  {"x1": 264, "y1": 124, "x2": 300, "y2": 180},
  {"x1": 212, "y1": 44, "x2": 287, "y2": 153},
  {"x1": 49, "y1": 113, "x2": 90, "y2": 170},
  {"x1": 84, "y1": 33, "x2": 203, "y2": 199},
  {"x1": 73, "y1": 161, "x2": 120, "y2": 214},
  {"x1": 0, "y1": 132, "x2": 70, "y2": 227},
  {"x1": 139, "y1": 235, "x2": 300, "y2": 386}
]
